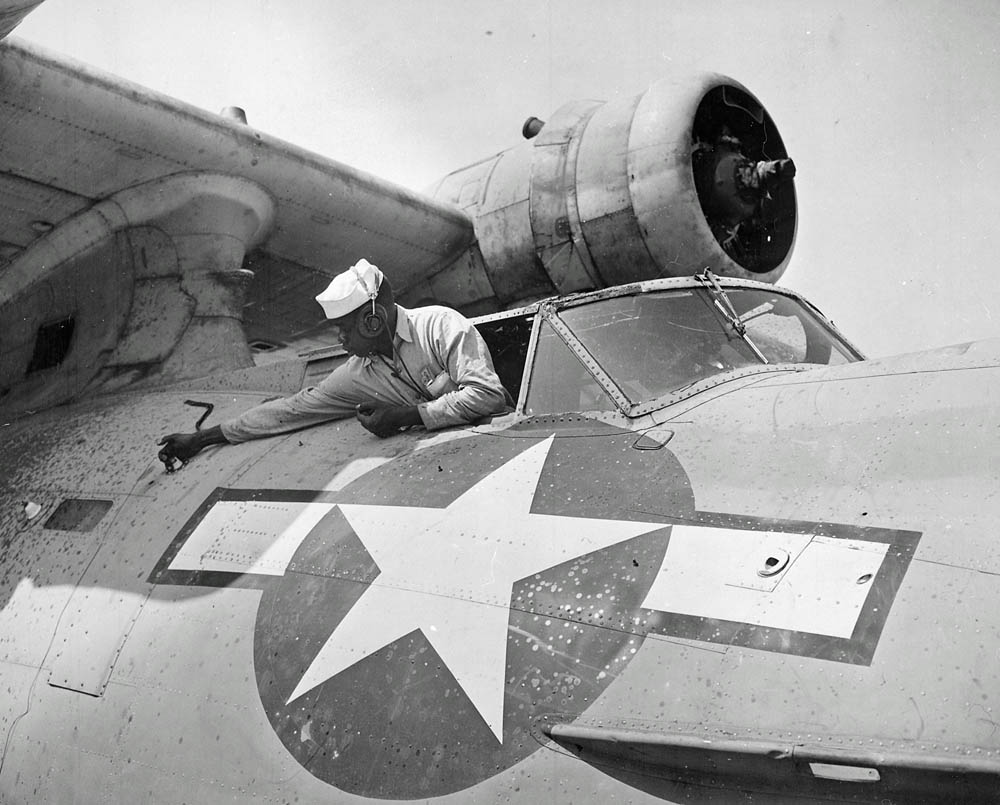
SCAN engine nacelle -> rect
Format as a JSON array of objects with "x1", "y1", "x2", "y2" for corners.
[{"x1": 409, "y1": 74, "x2": 796, "y2": 314}]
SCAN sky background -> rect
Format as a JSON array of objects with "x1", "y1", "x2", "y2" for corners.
[{"x1": 14, "y1": 0, "x2": 1000, "y2": 357}]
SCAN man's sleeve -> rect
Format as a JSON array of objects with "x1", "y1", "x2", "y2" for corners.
[
  {"x1": 220, "y1": 366, "x2": 363, "y2": 443},
  {"x1": 417, "y1": 312, "x2": 513, "y2": 430}
]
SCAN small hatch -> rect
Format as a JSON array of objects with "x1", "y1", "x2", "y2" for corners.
[
  {"x1": 809, "y1": 762, "x2": 880, "y2": 782},
  {"x1": 26, "y1": 316, "x2": 75, "y2": 374},
  {"x1": 44, "y1": 499, "x2": 113, "y2": 532}
]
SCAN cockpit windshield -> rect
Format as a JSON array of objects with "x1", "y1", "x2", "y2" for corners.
[{"x1": 524, "y1": 286, "x2": 860, "y2": 416}]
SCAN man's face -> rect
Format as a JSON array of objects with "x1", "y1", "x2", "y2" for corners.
[{"x1": 331, "y1": 308, "x2": 377, "y2": 357}]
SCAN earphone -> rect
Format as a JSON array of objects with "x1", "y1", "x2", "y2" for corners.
[{"x1": 352, "y1": 265, "x2": 388, "y2": 339}]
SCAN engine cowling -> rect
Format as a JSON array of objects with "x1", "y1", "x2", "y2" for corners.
[{"x1": 410, "y1": 74, "x2": 796, "y2": 314}]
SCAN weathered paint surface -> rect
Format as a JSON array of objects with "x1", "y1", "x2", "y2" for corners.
[{"x1": 1, "y1": 334, "x2": 998, "y2": 802}]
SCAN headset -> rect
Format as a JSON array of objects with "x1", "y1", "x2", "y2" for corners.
[
  {"x1": 350, "y1": 266, "x2": 432, "y2": 402},
  {"x1": 351, "y1": 265, "x2": 389, "y2": 339}
]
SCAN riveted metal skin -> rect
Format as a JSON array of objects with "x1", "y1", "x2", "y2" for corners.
[
  {"x1": 2, "y1": 276, "x2": 999, "y2": 802},
  {"x1": 0, "y1": 16, "x2": 994, "y2": 802},
  {"x1": 527, "y1": 100, "x2": 605, "y2": 295},
  {"x1": 470, "y1": 143, "x2": 554, "y2": 305},
  {"x1": 574, "y1": 91, "x2": 651, "y2": 284}
]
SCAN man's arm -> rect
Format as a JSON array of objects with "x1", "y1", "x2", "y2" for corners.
[
  {"x1": 355, "y1": 402, "x2": 422, "y2": 438},
  {"x1": 157, "y1": 425, "x2": 229, "y2": 469},
  {"x1": 416, "y1": 310, "x2": 513, "y2": 430},
  {"x1": 156, "y1": 360, "x2": 434, "y2": 466},
  {"x1": 219, "y1": 369, "x2": 370, "y2": 443},
  {"x1": 155, "y1": 376, "x2": 362, "y2": 468}
]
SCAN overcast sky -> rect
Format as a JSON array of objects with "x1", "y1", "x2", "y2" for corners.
[{"x1": 15, "y1": 0, "x2": 1000, "y2": 357}]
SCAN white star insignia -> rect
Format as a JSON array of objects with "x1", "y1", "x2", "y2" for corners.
[{"x1": 286, "y1": 435, "x2": 665, "y2": 741}]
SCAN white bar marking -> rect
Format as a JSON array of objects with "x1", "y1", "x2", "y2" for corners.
[
  {"x1": 167, "y1": 500, "x2": 336, "y2": 576},
  {"x1": 642, "y1": 526, "x2": 889, "y2": 638}
]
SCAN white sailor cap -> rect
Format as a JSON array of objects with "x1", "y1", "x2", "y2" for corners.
[{"x1": 315, "y1": 258, "x2": 384, "y2": 320}]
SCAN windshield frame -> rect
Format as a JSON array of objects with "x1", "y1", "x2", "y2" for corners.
[{"x1": 518, "y1": 276, "x2": 864, "y2": 419}]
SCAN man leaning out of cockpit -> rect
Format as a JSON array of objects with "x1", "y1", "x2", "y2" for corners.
[{"x1": 156, "y1": 259, "x2": 512, "y2": 468}]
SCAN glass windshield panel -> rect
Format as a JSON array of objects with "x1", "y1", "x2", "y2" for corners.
[
  {"x1": 556, "y1": 288, "x2": 857, "y2": 404},
  {"x1": 524, "y1": 320, "x2": 617, "y2": 415},
  {"x1": 737, "y1": 293, "x2": 856, "y2": 367}
]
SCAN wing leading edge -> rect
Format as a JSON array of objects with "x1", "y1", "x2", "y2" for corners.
[{"x1": 0, "y1": 38, "x2": 473, "y2": 287}]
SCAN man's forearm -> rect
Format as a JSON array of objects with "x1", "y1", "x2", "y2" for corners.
[
  {"x1": 157, "y1": 424, "x2": 231, "y2": 469},
  {"x1": 195, "y1": 425, "x2": 230, "y2": 448},
  {"x1": 356, "y1": 403, "x2": 422, "y2": 437},
  {"x1": 220, "y1": 387, "x2": 358, "y2": 444},
  {"x1": 418, "y1": 383, "x2": 511, "y2": 430}
]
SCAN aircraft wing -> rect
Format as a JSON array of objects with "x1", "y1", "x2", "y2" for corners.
[
  {"x1": 0, "y1": 0, "x2": 42, "y2": 39},
  {"x1": 0, "y1": 35, "x2": 474, "y2": 356},
  {"x1": 0, "y1": 2, "x2": 801, "y2": 419}
]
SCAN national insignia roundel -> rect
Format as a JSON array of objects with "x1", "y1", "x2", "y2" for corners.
[{"x1": 150, "y1": 426, "x2": 918, "y2": 799}]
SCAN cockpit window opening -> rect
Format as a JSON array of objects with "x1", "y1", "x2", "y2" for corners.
[
  {"x1": 717, "y1": 289, "x2": 859, "y2": 366},
  {"x1": 558, "y1": 291, "x2": 745, "y2": 405},
  {"x1": 523, "y1": 319, "x2": 617, "y2": 416},
  {"x1": 695, "y1": 270, "x2": 769, "y2": 363},
  {"x1": 518, "y1": 284, "x2": 862, "y2": 418},
  {"x1": 474, "y1": 312, "x2": 535, "y2": 402}
]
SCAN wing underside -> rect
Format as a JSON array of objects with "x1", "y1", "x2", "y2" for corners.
[{"x1": 0, "y1": 37, "x2": 474, "y2": 411}]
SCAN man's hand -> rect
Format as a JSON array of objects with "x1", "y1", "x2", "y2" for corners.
[
  {"x1": 356, "y1": 403, "x2": 422, "y2": 438},
  {"x1": 157, "y1": 425, "x2": 228, "y2": 472}
]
